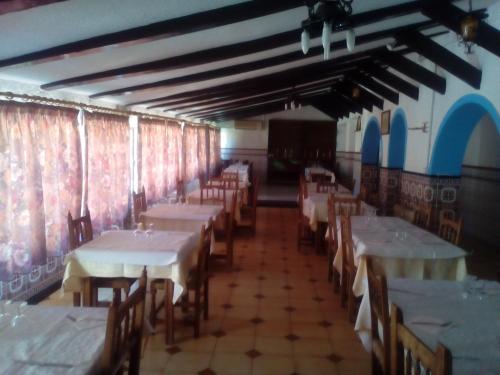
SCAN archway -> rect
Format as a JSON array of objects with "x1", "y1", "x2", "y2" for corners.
[
  {"x1": 382, "y1": 108, "x2": 408, "y2": 214},
  {"x1": 361, "y1": 117, "x2": 381, "y2": 202},
  {"x1": 429, "y1": 94, "x2": 500, "y2": 176},
  {"x1": 388, "y1": 108, "x2": 407, "y2": 169}
]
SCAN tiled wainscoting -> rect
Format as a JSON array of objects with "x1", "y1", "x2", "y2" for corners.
[{"x1": 379, "y1": 168, "x2": 402, "y2": 215}]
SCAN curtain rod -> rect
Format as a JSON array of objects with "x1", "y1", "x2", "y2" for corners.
[{"x1": 0, "y1": 91, "x2": 219, "y2": 129}]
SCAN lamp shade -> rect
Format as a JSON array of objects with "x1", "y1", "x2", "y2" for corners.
[
  {"x1": 346, "y1": 29, "x2": 355, "y2": 52},
  {"x1": 322, "y1": 22, "x2": 331, "y2": 60},
  {"x1": 301, "y1": 30, "x2": 310, "y2": 54}
]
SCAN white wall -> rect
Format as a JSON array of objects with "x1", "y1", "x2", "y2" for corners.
[{"x1": 335, "y1": 1, "x2": 500, "y2": 175}]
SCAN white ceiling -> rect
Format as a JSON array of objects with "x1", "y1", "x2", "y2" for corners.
[{"x1": 0, "y1": 0, "x2": 497, "y2": 116}]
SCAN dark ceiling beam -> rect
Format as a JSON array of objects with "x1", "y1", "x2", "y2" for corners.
[
  {"x1": 311, "y1": 94, "x2": 354, "y2": 118},
  {"x1": 338, "y1": 80, "x2": 384, "y2": 110},
  {"x1": 148, "y1": 93, "x2": 236, "y2": 109},
  {"x1": 396, "y1": 30, "x2": 482, "y2": 89},
  {"x1": 87, "y1": 20, "x2": 437, "y2": 98},
  {"x1": 329, "y1": 90, "x2": 364, "y2": 114},
  {"x1": 422, "y1": 3, "x2": 500, "y2": 58},
  {"x1": 0, "y1": 0, "x2": 66, "y2": 15},
  {"x1": 311, "y1": 101, "x2": 342, "y2": 119},
  {"x1": 126, "y1": 50, "x2": 375, "y2": 107},
  {"x1": 40, "y1": 1, "x2": 437, "y2": 90},
  {"x1": 203, "y1": 101, "x2": 288, "y2": 121},
  {"x1": 179, "y1": 84, "x2": 335, "y2": 116},
  {"x1": 0, "y1": 0, "x2": 304, "y2": 69},
  {"x1": 195, "y1": 90, "x2": 330, "y2": 119},
  {"x1": 374, "y1": 50, "x2": 446, "y2": 94},
  {"x1": 360, "y1": 63, "x2": 419, "y2": 100},
  {"x1": 167, "y1": 78, "x2": 340, "y2": 113},
  {"x1": 349, "y1": 73, "x2": 399, "y2": 104}
]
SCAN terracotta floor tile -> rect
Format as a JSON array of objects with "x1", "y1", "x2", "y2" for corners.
[
  {"x1": 293, "y1": 338, "x2": 334, "y2": 357},
  {"x1": 211, "y1": 353, "x2": 253, "y2": 375},
  {"x1": 291, "y1": 323, "x2": 330, "y2": 339},
  {"x1": 215, "y1": 335, "x2": 255, "y2": 353},
  {"x1": 252, "y1": 355, "x2": 295, "y2": 375},
  {"x1": 294, "y1": 356, "x2": 340, "y2": 375},
  {"x1": 255, "y1": 321, "x2": 291, "y2": 338},
  {"x1": 140, "y1": 349, "x2": 169, "y2": 372},
  {"x1": 254, "y1": 337, "x2": 294, "y2": 356},
  {"x1": 164, "y1": 352, "x2": 212, "y2": 373}
]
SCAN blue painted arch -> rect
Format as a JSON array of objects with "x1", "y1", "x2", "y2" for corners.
[
  {"x1": 388, "y1": 108, "x2": 407, "y2": 169},
  {"x1": 429, "y1": 94, "x2": 500, "y2": 176},
  {"x1": 361, "y1": 116, "x2": 381, "y2": 164}
]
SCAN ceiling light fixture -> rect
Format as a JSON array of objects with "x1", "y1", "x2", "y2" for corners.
[
  {"x1": 301, "y1": 0, "x2": 355, "y2": 60},
  {"x1": 458, "y1": 0, "x2": 479, "y2": 54}
]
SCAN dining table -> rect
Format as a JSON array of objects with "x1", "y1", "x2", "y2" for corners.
[
  {"x1": 186, "y1": 185, "x2": 245, "y2": 223},
  {"x1": 358, "y1": 277, "x2": 500, "y2": 375},
  {"x1": 304, "y1": 166, "x2": 336, "y2": 182},
  {"x1": 0, "y1": 303, "x2": 107, "y2": 374},
  {"x1": 223, "y1": 162, "x2": 250, "y2": 185},
  {"x1": 62, "y1": 229, "x2": 200, "y2": 344}
]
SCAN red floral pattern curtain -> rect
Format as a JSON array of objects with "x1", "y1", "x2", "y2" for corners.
[
  {"x1": 85, "y1": 112, "x2": 130, "y2": 233},
  {"x1": 209, "y1": 127, "x2": 221, "y2": 176},
  {"x1": 139, "y1": 118, "x2": 169, "y2": 204},
  {"x1": 184, "y1": 125, "x2": 199, "y2": 182},
  {"x1": 166, "y1": 121, "x2": 182, "y2": 189},
  {"x1": 0, "y1": 102, "x2": 81, "y2": 280},
  {"x1": 197, "y1": 126, "x2": 208, "y2": 178}
]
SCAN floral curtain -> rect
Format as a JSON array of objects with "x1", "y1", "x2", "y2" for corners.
[
  {"x1": 139, "y1": 118, "x2": 169, "y2": 204},
  {"x1": 85, "y1": 112, "x2": 130, "y2": 233},
  {"x1": 209, "y1": 127, "x2": 220, "y2": 176},
  {"x1": 184, "y1": 124, "x2": 199, "y2": 182},
  {"x1": 197, "y1": 126, "x2": 208, "y2": 178},
  {"x1": 166, "y1": 121, "x2": 182, "y2": 189},
  {"x1": 0, "y1": 102, "x2": 81, "y2": 281}
]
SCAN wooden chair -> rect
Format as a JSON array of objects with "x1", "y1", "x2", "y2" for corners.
[
  {"x1": 390, "y1": 304, "x2": 452, "y2": 375},
  {"x1": 317, "y1": 181, "x2": 337, "y2": 194},
  {"x1": 393, "y1": 204, "x2": 416, "y2": 224},
  {"x1": 344, "y1": 178, "x2": 356, "y2": 192},
  {"x1": 297, "y1": 176, "x2": 313, "y2": 251},
  {"x1": 132, "y1": 187, "x2": 147, "y2": 224},
  {"x1": 211, "y1": 192, "x2": 237, "y2": 267},
  {"x1": 438, "y1": 216, "x2": 463, "y2": 245},
  {"x1": 414, "y1": 205, "x2": 432, "y2": 230},
  {"x1": 221, "y1": 172, "x2": 239, "y2": 189},
  {"x1": 310, "y1": 173, "x2": 327, "y2": 183},
  {"x1": 327, "y1": 194, "x2": 340, "y2": 292},
  {"x1": 333, "y1": 195, "x2": 362, "y2": 216},
  {"x1": 239, "y1": 176, "x2": 259, "y2": 235},
  {"x1": 150, "y1": 220, "x2": 213, "y2": 338},
  {"x1": 367, "y1": 257, "x2": 390, "y2": 375},
  {"x1": 176, "y1": 179, "x2": 186, "y2": 203},
  {"x1": 68, "y1": 208, "x2": 134, "y2": 307},
  {"x1": 340, "y1": 213, "x2": 359, "y2": 322},
  {"x1": 198, "y1": 172, "x2": 207, "y2": 188},
  {"x1": 99, "y1": 268, "x2": 147, "y2": 375}
]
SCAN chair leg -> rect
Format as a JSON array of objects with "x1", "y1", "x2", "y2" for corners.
[
  {"x1": 73, "y1": 292, "x2": 81, "y2": 307},
  {"x1": 347, "y1": 275, "x2": 356, "y2": 323},
  {"x1": 333, "y1": 270, "x2": 340, "y2": 294},
  {"x1": 203, "y1": 279, "x2": 209, "y2": 320},
  {"x1": 327, "y1": 251, "x2": 333, "y2": 283},
  {"x1": 150, "y1": 284, "x2": 157, "y2": 328},
  {"x1": 194, "y1": 289, "x2": 201, "y2": 338}
]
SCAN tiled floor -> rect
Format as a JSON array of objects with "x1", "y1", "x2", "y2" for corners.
[{"x1": 41, "y1": 207, "x2": 370, "y2": 374}]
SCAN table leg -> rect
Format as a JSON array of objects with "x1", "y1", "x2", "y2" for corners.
[
  {"x1": 82, "y1": 278, "x2": 92, "y2": 307},
  {"x1": 164, "y1": 279, "x2": 175, "y2": 345},
  {"x1": 73, "y1": 292, "x2": 81, "y2": 307}
]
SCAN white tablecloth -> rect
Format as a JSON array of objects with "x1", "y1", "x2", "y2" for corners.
[
  {"x1": 333, "y1": 217, "x2": 467, "y2": 298},
  {"x1": 0, "y1": 304, "x2": 107, "y2": 375},
  {"x1": 302, "y1": 190, "x2": 376, "y2": 231},
  {"x1": 304, "y1": 166, "x2": 335, "y2": 183},
  {"x1": 63, "y1": 230, "x2": 199, "y2": 303},
  {"x1": 186, "y1": 187, "x2": 244, "y2": 223},
  {"x1": 223, "y1": 163, "x2": 249, "y2": 184},
  {"x1": 357, "y1": 278, "x2": 500, "y2": 375},
  {"x1": 140, "y1": 204, "x2": 222, "y2": 232}
]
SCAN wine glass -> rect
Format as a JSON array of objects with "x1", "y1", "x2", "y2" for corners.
[
  {"x1": 0, "y1": 300, "x2": 12, "y2": 330},
  {"x1": 10, "y1": 301, "x2": 29, "y2": 328}
]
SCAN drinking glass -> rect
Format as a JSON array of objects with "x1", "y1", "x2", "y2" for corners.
[
  {"x1": 146, "y1": 222, "x2": 154, "y2": 236},
  {"x1": 10, "y1": 302, "x2": 29, "y2": 328}
]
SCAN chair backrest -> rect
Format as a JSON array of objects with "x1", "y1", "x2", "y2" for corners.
[
  {"x1": 414, "y1": 205, "x2": 432, "y2": 229},
  {"x1": 327, "y1": 193, "x2": 339, "y2": 255},
  {"x1": 359, "y1": 185, "x2": 368, "y2": 201},
  {"x1": 393, "y1": 204, "x2": 416, "y2": 223},
  {"x1": 438, "y1": 216, "x2": 463, "y2": 245},
  {"x1": 333, "y1": 194, "x2": 361, "y2": 216},
  {"x1": 345, "y1": 178, "x2": 356, "y2": 192},
  {"x1": 221, "y1": 172, "x2": 239, "y2": 189},
  {"x1": 196, "y1": 219, "x2": 213, "y2": 281},
  {"x1": 310, "y1": 173, "x2": 327, "y2": 183},
  {"x1": 198, "y1": 172, "x2": 207, "y2": 188},
  {"x1": 317, "y1": 181, "x2": 337, "y2": 194},
  {"x1": 366, "y1": 257, "x2": 390, "y2": 375},
  {"x1": 100, "y1": 268, "x2": 147, "y2": 375},
  {"x1": 226, "y1": 191, "x2": 237, "y2": 262},
  {"x1": 340, "y1": 213, "x2": 355, "y2": 275},
  {"x1": 176, "y1": 179, "x2": 186, "y2": 202},
  {"x1": 390, "y1": 304, "x2": 452, "y2": 375},
  {"x1": 67, "y1": 207, "x2": 93, "y2": 250},
  {"x1": 132, "y1": 187, "x2": 147, "y2": 223}
]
